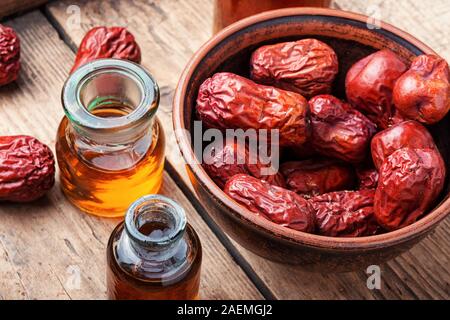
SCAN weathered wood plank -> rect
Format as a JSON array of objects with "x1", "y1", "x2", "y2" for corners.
[
  {"x1": 45, "y1": 0, "x2": 450, "y2": 299},
  {"x1": 236, "y1": 220, "x2": 450, "y2": 300},
  {"x1": 0, "y1": 10, "x2": 262, "y2": 300},
  {"x1": 333, "y1": 0, "x2": 450, "y2": 61},
  {"x1": 0, "y1": 0, "x2": 49, "y2": 19}
]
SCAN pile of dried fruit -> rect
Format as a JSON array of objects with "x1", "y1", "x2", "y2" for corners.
[{"x1": 197, "y1": 38, "x2": 450, "y2": 237}]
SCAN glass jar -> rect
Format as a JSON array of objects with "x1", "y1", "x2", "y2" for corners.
[
  {"x1": 213, "y1": 0, "x2": 332, "y2": 33},
  {"x1": 106, "y1": 195, "x2": 202, "y2": 300},
  {"x1": 56, "y1": 59, "x2": 165, "y2": 218}
]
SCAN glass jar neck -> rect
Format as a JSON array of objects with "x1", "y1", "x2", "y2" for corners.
[
  {"x1": 62, "y1": 59, "x2": 159, "y2": 145},
  {"x1": 124, "y1": 195, "x2": 187, "y2": 261}
]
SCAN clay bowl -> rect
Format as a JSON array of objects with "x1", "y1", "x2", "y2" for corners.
[{"x1": 173, "y1": 8, "x2": 450, "y2": 272}]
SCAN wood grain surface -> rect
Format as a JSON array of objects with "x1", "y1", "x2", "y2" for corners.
[
  {"x1": 0, "y1": 10, "x2": 261, "y2": 300},
  {"x1": 45, "y1": 0, "x2": 450, "y2": 300},
  {"x1": 0, "y1": 0, "x2": 449, "y2": 299},
  {"x1": 0, "y1": 0, "x2": 49, "y2": 19},
  {"x1": 333, "y1": 0, "x2": 450, "y2": 61}
]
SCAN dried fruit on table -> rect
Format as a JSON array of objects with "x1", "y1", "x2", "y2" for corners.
[
  {"x1": 70, "y1": 26, "x2": 141, "y2": 73},
  {"x1": 345, "y1": 49, "x2": 407, "y2": 129},
  {"x1": 310, "y1": 190, "x2": 380, "y2": 237},
  {"x1": 202, "y1": 137, "x2": 285, "y2": 188},
  {"x1": 356, "y1": 167, "x2": 379, "y2": 190},
  {"x1": 371, "y1": 120, "x2": 437, "y2": 169},
  {"x1": 196, "y1": 72, "x2": 310, "y2": 147},
  {"x1": 250, "y1": 38, "x2": 339, "y2": 98},
  {"x1": 0, "y1": 135, "x2": 55, "y2": 202},
  {"x1": 224, "y1": 174, "x2": 315, "y2": 232},
  {"x1": 0, "y1": 24, "x2": 20, "y2": 86},
  {"x1": 281, "y1": 159, "x2": 355, "y2": 197},
  {"x1": 309, "y1": 94, "x2": 376, "y2": 163},
  {"x1": 393, "y1": 54, "x2": 450, "y2": 124},
  {"x1": 374, "y1": 148, "x2": 446, "y2": 230}
]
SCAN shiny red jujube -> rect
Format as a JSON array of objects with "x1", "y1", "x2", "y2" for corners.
[
  {"x1": 224, "y1": 174, "x2": 315, "y2": 233},
  {"x1": 196, "y1": 72, "x2": 310, "y2": 147}
]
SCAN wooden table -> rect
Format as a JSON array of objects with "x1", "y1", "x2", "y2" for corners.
[{"x1": 0, "y1": 0, "x2": 449, "y2": 300}]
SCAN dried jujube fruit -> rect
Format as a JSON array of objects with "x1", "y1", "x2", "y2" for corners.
[
  {"x1": 224, "y1": 174, "x2": 315, "y2": 233},
  {"x1": 195, "y1": 38, "x2": 450, "y2": 238},
  {"x1": 70, "y1": 26, "x2": 141, "y2": 73},
  {"x1": 196, "y1": 72, "x2": 309, "y2": 147},
  {"x1": 281, "y1": 159, "x2": 355, "y2": 197},
  {"x1": 0, "y1": 135, "x2": 55, "y2": 202},
  {"x1": 309, "y1": 94, "x2": 377, "y2": 163},
  {"x1": 371, "y1": 120, "x2": 437, "y2": 169},
  {"x1": 374, "y1": 148, "x2": 446, "y2": 230},
  {"x1": 0, "y1": 24, "x2": 20, "y2": 86},
  {"x1": 310, "y1": 190, "x2": 380, "y2": 237},
  {"x1": 250, "y1": 38, "x2": 339, "y2": 98},
  {"x1": 202, "y1": 137, "x2": 285, "y2": 188},
  {"x1": 345, "y1": 49, "x2": 407, "y2": 129},
  {"x1": 356, "y1": 167, "x2": 379, "y2": 190},
  {"x1": 393, "y1": 54, "x2": 450, "y2": 124}
]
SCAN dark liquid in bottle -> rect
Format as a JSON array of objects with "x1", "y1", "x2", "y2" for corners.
[
  {"x1": 139, "y1": 221, "x2": 172, "y2": 237},
  {"x1": 106, "y1": 221, "x2": 202, "y2": 300}
]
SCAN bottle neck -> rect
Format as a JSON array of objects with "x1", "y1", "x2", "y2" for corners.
[
  {"x1": 62, "y1": 59, "x2": 159, "y2": 147},
  {"x1": 124, "y1": 195, "x2": 187, "y2": 262},
  {"x1": 67, "y1": 111, "x2": 154, "y2": 149}
]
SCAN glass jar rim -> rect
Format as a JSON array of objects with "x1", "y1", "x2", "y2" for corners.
[
  {"x1": 125, "y1": 195, "x2": 187, "y2": 249},
  {"x1": 62, "y1": 59, "x2": 159, "y2": 132}
]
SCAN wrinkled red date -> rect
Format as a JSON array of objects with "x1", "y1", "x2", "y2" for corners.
[
  {"x1": 0, "y1": 135, "x2": 55, "y2": 202},
  {"x1": 310, "y1": 190, "x2": 380, "y2": 237},
  {"x1": 374, "y1": 148, "x2": 446, "y2": 230},
  {"x1": 70, "y1": 26, "x2": 141, "y2": 73},
  {"x1": 250, "y1": 39, "x2": 339, "y2": 98},
  {"x1": 371, "y1": 120, "x2": 437, "y2": 169},
  {"x1": 346, "y1": 49, "x2": 407, "y2": 129},
  {"x1": 281, "y1": 159, "x2": 355, "y2": 197},
  {"x1": 224, "y1": 174, "x2": 315, "y2": 232},
  {"x1": 196, "y1": 72, "x2": 309, "y2": 147},
  {"x1": 202, "y1": 137, "x2": 285, "y2": 188},
  {"x1": 0, "y1": 24, "x2": 20, "y2": 86},
  {"x1": 309, "y1": 95, "x2": 377, "y2": 163},
  {"x1": 393, "y1": 54, "x2": 450, "y2": 124},
  {"x1": 356, "y1": 167, "x2": 379, "y2": 190}
]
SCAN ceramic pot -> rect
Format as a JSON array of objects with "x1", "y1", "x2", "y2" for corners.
[{"x1": 173, "y1": 8, "x2": 450, "y2": 272}]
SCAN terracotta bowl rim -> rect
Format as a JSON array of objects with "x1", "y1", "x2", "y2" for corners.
[{"x1": 173, "y1": 7, "x2": 450, "y2": 250}]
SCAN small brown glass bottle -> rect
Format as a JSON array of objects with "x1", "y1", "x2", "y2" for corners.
[
  {"x1": 107, "y1": 195, "x2": 202, "y2": 300},
  {"x1": 56, "y1": 59, "x2": 165, "y2": 218}
]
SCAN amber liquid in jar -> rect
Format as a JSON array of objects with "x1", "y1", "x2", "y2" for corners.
[
  {"x1": 213, "y1": 0, "x2": 331, "y2": 33},
  {"x1": 56, "y1": 59, "x2": 165, "y2": 217},
  {"x1": 107, "y1": 195, "x2": 202, "y2": 300}
]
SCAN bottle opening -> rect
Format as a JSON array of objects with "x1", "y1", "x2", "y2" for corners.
[
  {"x1": 139, "y1": 221, "x2": 173, "y2": 239},
  {"x1": 125, "y1": 195, "x2": 187, "y2": 250},
  {"x1": 62, "y1": 59, "x2": 159, "y2": 131},
  {"x1": 79, "y1": 70, "x2": 142, "y2": 118}
]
